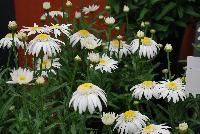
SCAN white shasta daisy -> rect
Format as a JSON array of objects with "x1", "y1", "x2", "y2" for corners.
[
  {"x1": 7, "y1": 67, "x2": 33, "y2": 85},
  {"x1": 45, "y1": 11, "x2": 64, "y2": 18},
  {"x1": 0, "y1": 33, "x2": 24, "y2": 49},
  {"x1": 156, "y1": 78, "x2": 186, "y2": 103},
  {"x1": 37, "y1": 55, "x2": 61, "y2": 76},
  {"x1": 27, "y1": 33, "x2": 64, "y2": 57},
  {"x1": 139, "y1": 124, "x2": 171, "y2": 134},
  {"x1": 130, "y1": 81, "x2": 159, "y2": 100},
  {"x1": 114, "y1": 110, "x2": 149, "y2": 134},
  {"x1": 69, "y1": 83, "x2": 107, "y2": 114},
  {"x1": 80, "y1": 37, "x2": 102, "y2": 49},
  {"x1": 45, "y1": 23, "x2": 71, "y2": 38},
  {"x1": 87, "y1": 52, "x2": 100, "y2": 63},
  {"x1": 20, "y1": 23, "x2": 49, "y2": 36},
  {"x1": 130, "y1": 37, "x2": 159, "y2": 59},
  {"x1": 95, "y1": 54, "x2": 118, "y2": 73},
  {"x1": 82, "y1": 4, "x2": 100, "y2": 14},
  {"x1": 101, "y1": 112, "x2": 117, "y2": 126},
  {"x1": 109, "y1": 39, "x2": 131, "y2": 58},
  {"x1": 70, "y1": 29, "x2": 97, "y2": 47}
]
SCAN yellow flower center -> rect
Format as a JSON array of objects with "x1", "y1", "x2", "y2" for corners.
[
  {"x1": 31, "y1": 25, "x2": 39, "y2": 30},
  {"x1": 142, "y1": 37, "x2": 151, "y2": 45},
  {"x1": 99, "y1": 59, "x2": 108, "y2": 65},
  {"x1": 79, "y1": 83, "x2": 93, "y2": 90},
  {"x1": 19, "y1": 75, "x2": 27, "y2": 81},
  {"x1": 111, "y1": 39, "x2": 123, "y2": 48},
  {"x1": 42, "y1": 59, "x2": 51, "y2": 69},
  {"x1": 52, "y1": 24, "x2": 60, "y2": 29},
  {"x1": 143, "y1": 124, "x2": 155, "y2": 132},
  {"x1": 166, "y1": 82, "x2": 178, "y2": 90},
  {"x1": 78, "y1": 30, "x2": 90, "y2": 37},
  {"x1": 142, "y1": 81, "x2": 154, "y2": 88},
  {"x1": 36, "y1": 34, "x2": 50, "y2": 41},
  {"x1": 123, "y1": 110, "x2": 136, "y2": 121}
]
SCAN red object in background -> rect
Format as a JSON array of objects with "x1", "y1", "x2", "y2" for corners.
[{"x1": 15, "y1": 0, "x2": 109, "y2": 67}]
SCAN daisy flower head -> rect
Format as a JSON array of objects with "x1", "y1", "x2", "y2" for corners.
[
  {"x1": 130, "y1": 81, "x2": 159, "y2": 100},
  {"x1": 7, "y1": 67, "x2": 33, "y2": 85},
  {"x1": 0, "y1": 33, "x2": 24, "y2": 49},
  {"x1": 109, "y1": 39, "x2": 131, "y2": 58},
  {"x1": 70, "y1": 29, "x2": 97, "y2": 47},
  {"x1": 104, "y1": 16, "x2": 115, "y2": 25},
  {"x1": 101, "y1": 112, "x2": 117, "y2": 126},
  {"x1": 130, "y1": 37, "x2": 159, "y2": 59},
  {"x1": 139, "y1": 124, "x2": 171, "y2": 134},
  {"x1": 37, "y1": 55, "x2": 61, "y2": 76},
  {"x1": 45, "y1": 23, "x2": 71, "y2": 38},
  {"x1": 82, "y1": 4, "x2": 100, "y2": 14},
  {"x1": 95, "y1": 54, "x2": 118, "y2": 73},
  {"x1": 114, "y1": 110, "x2": 149, "y2": 134},
  {"x1": 87, "y1": 52, "x2": 100, "y2": 63},
  {"x1": 27, "y1": 33, "x2": 64, "y2": 57},
  {"x1": 80, "y1": 37, "x2": 102, "y2": 49},
  {"x1": 157, "y1": 78, "x2": 186, "y2": 103},
  {"x1": 20, "y1": 23, "x2": 49, "y2": 36},
  {"x1": 69, "y1": 83, "x2": 107, "y2": 114},
  {"x1": 45, "y1": 11, "x2": 63, "y2": 18}
]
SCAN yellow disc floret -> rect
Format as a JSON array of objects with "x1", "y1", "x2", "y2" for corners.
[
  {"x1": 111, "y1": 39, "x2": 123, "y2": 48},
  {"x1": 79, "y1": 83, "x2": 93, "y2": 90},
  {"x1": 142, "y1": 81, "x2": 154, "y2": 88},
  {"x1": 78, "y1": 30, "x2": 90, "y2": 37},
  {"x1": 142, "y1": 37, "x2": 151, "y2": 45},
  {"x1": 143, "y1": 124, "x2": 155, "y2": 133},
  {"x1": 99, "y1": 59, "x2": 108, "y2": 65},
  {"x1": 123, "y1": 110, "x2": 137, "y2": 121},
  {"x1": 36, "y1": 34, "x2": 50, "y2": 41},
  {"x1": 166, "y1": 82, "x2": 178, "y2": 90}
]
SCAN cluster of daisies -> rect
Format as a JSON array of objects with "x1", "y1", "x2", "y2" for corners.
[
  {"x1": 0, "y1": 21, "x2": 71, "y2": 84},
  {"x1": 130, "y1": 78, "x2": 186, "y2": 103},
  {"x1": 68, "y1": 82, "x2": 171, "y2": 134}
]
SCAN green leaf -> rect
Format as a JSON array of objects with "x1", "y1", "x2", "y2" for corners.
[
  {"x1": 177, "y1": 7, "x2": 184, "y2": 18},
  {"x1": 185, "y1": 7, "x2": 200, "y2": 18},
  {"x1": 138, "y1": 8, "x2": 148, "y2": 20},
  {"x1": 0, "y1": 96, "x2": 15, "y2": 120},
  {"x1": 156, "y1": 2, "x2": 176, "y2": 20}
]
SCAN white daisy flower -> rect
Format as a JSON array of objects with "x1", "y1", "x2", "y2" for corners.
[
  {"x1": 114, "y1": 110, "x2": 149, "y2": 134},
  {"x1": 101, "y1": 112, "x2": 117, "y2": 126},
  {"x1": 109, "y1": 39, "x2": 131, "y2": 58},
  {"x1": 198, "y1": 36, "x2": 200, "y2": 41},
  {"x1": 82, "y1": 4, "x2": 100, "y2": 14},
  {"x1": 45, "y1": 11, "x2": 63, "y2": 18},
  {"x1": 37, "y1": 56, "x2": 61, "y2": 76},
  {"x1": 156, "y1": 78, "x2": 186, "y2": 103},
  {"x1": 139, "y1": 124, "x2": 171, "y2": 134},
  {"x1": 70, "y1": 29, "x2": 97, "y2": 47},
  {"x1": 87, "y1": 52, "x2": 100, "y2": 63},
  {"x1": 130, "y1": 81, "x2": 159, "y2": 100},
  {"x1": 7, "y1": 67, "x2": 33, "y2": 85},
  {"x1": 20, "y1": 23, "x2": 49, "y2": 36},
  {"x1": 80, "y1": 37, "x2": 102, "y2": 49},
  {"x1": 0, "y1": 33, "x2": 24, "y2": 49},
  {"x1": 130, "y1": 37, "x2": 159, "y2": 59},
  {"x1": 69, "y1": 83, "x2": 107, "y2": 114},
  {"x1": 27, "y1": 33, "x2": 64, "y2": 57},
  {"x1": 45, "y1": 23, "x2": 71, "y2": 38},
  {"x1": 95, "y1": 54, "x2": 118, "y2": 73}
]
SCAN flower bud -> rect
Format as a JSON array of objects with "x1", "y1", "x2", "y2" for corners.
[
  {"x1": 144, "y1": 21, "x2": 150, "y2": 26},
  {"x1": 137, "y1": 30, "x2": 144, "y2": 38},
  {"x1": 105, "y1": 17, "x2": 115, "y2": 25},
  {"x1": 115, "y1": 26, "x2": 120, "y2": 31},
  {"x1": 141, "y1": 22, "x2": 145, "y2": 28},
  {"x1": 117, "y1": 35, "x2": 123, "y2": 40},
  {"x1": 40, "y1": 15, "x2": 46, "y2": 22},
  {"x1": 8, "y1": 21, "x2": 17, "y2": 31},
  {"x1": 150, "y1": 29, "x2": 156, "y2": 34},
  {"x1": 36, "y1": 76, "x2": 45, "y2": 84},
  {"x1": 157, "y1": 43, "x2": 163, "y2": 48},
  {"x1": 123, "y1": 5, "x2": 129, "y2": 13},
  {"x1": 178, "y1": 122, "x2": 188, "y2": 133},
  {"x1": 43, "y1": 2, "x2": 51, "y2": 10},
  {"x1": 134, "y1": 101, "x2": 139, "y2": 105},
  {"x1": 105, "y1": 5, "x2": 111, "y2": 10},
  {"x1": 98, "y1": 15, "x2": 104, "y2": 20},
  {"x1": 74, "y1": 55, "x2": 81, "y2": 61},
  {"x1": 75, "y1": 11, "x2": 81, "y2": 19},
  {"x1": 162, "y1": 69, "x2": 168, "y2": 74},
  {"x1": 17, "y1": 32, "x2": 27, "y2": 41},
  {"x1": 164, "y1": 44, "x2": 173, "y2": 52},
  {"x1": 66, "y1": 1, "x2": 72, "y2": 7}
]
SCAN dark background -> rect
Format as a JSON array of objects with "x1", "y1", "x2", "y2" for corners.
[{"x1": 0, "y1": 0, "x2": 15, "y2": 67}]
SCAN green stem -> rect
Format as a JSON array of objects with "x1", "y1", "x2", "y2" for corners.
[
  {"x1": 46, "y1": 11, "x2": 51, "y2": 24},
  {"x1": 125, "y1": 13, "x2": 129, "y2": 36},
  {"x1": 109, "y1": 126, "x2": 113, "y2": 134},
  {"x1": 7, "y1": 48, "x2": 12, "y2": 68},
  {"x1": 107, "y1": 27, "x2": 111, "y2": 56},
  {"x1": 117, "y1": 39, "x2": 121, "y2": 61},
  {"x1": 12, "y1": 32, "x2": 18, "y2": 68},
  {"x1": 167, "y1": 52, "x2": 171, "y2": 80}
]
